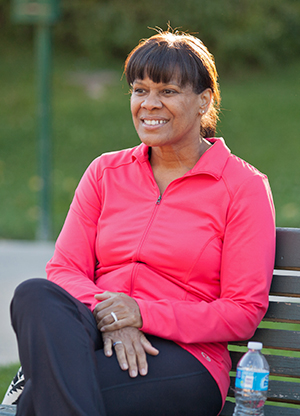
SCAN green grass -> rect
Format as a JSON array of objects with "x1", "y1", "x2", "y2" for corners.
[
  {"x1": 1, "y1": 44, "x2": 300, "y2": 240},
  {"x1": 0, "y1": 362, "x2": 20, "y2": 403},
  {"x1": 218, "y1": 64, "x2": 300, "y2": 229}
]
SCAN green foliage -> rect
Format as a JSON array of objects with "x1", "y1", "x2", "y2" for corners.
[
  {"x1": 56, "y1": 0, "x2": 300, "y2": 72},
  {"x1": 1, "y1": 0, "x2": 300, "y2": 73}
]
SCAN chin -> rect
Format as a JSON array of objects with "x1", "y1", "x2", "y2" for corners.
[{"x1": 139, "y1": 133, "x2": 171, "y2": 147}]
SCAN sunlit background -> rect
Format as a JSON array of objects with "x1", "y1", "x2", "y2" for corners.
[{"x1": 1, "y1": 0, "x2": 300, "y2": 240}]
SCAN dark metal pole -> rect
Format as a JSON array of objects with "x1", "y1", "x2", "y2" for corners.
[{"x1": 36, "y1": 23, "x2": 52, "y2": 240}]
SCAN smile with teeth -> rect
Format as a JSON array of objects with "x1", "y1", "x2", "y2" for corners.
[{"x1": 143, "y1": 119, "x2": 167, "y2": 126}]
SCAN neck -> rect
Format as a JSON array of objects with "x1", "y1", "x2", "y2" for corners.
[
  {"x1": 149, "y1": 138, "x2": 211, "y2": 195},
  {"x1": 149, "y1": 138, "x2": 211, "y2": 171}
]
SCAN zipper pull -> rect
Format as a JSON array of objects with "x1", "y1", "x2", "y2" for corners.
[{"x1": 156, "y1": 195, "x2": 162, "y2": 205}]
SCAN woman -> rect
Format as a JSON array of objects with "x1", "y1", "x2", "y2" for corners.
[{"x1": 11, "y1": 30, "x2": 276, "y2": 415}]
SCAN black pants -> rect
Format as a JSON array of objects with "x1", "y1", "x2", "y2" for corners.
[{"x1": 11, "y1": 278, "x2": 222, "y2": 416}]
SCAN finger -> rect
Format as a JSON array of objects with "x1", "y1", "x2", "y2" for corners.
[
  {"x1": 99, "y1": 312, "x2": 122, "y2": 328},
  {"x1": 93, "y1": 301, "x2": 112, "y2": 323},
  {"x1": 103, "y1": 337, "x2": 113, "y2": 357},
  {"x1": 94, "y1": 300, "x2": 121, "y2": 325},
  {"x1": 93, "y1": 305, "x2": 111, "y2": 327},
  {"x1": 94, "y1": 297, "x2": 115, "y2": 313},
  {"x1": 133, "y1": 340, "x2": 148, "y2": 376},
  {"x1": 94, "y1": 292, "x2": 124, "y2": 312},
  {"x1": 100, "y1": 317, "x2": 133, "y2": 332},
  {"x1": 95, "y1": 292, "x2": 134, "y2": 313},
  {"x1": 94, "y1": 293, "x2": 125, "y2": 318},
  {"x1": 100, "y1": 310, "x2": 142, "y2": 332},
  {"x1": 94, "y1": 291, "x2": 116, "y2": 301},
  {"x1": 124, "y1": 344, "x2": 138, "y2": 378},
  {"x1": 140, "y1": 335, "x2": 159, "y2": 356},
  {"x1": 114, "y1": 343, "x2": 129, "y2": 372}
]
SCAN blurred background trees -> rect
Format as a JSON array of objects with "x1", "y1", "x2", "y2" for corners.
[{"x1": 1, "y1": 0, "x2": 300, "y2": 73}]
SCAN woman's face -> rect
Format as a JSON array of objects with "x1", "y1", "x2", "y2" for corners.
[{"x1": 130, "y1": 76, "x2": 210, "y2": 151}]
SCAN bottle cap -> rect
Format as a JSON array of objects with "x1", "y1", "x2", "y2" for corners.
[{"x1": 248, "y1": 341, "x2": 263, "y2": 350}]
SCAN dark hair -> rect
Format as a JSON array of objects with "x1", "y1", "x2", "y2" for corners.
[{"x1": 124, "y1": 30, "x2": 221, "y2": 138}]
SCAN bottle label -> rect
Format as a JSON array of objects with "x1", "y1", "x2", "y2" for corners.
[{"x1": 235, "y1": 369, "x2": 269, "y2": 391}]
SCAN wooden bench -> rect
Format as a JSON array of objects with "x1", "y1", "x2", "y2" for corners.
[
  {"x1": 1, "y1": 227, "x2": 300, "y2": 416},
  {"x1": 221, "y1": 227, "x2": 300, "y2": 415}
]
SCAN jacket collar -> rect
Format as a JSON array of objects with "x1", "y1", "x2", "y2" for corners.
[{"x1": 132, "y1": 137, "x2": 231, "y2": 180}]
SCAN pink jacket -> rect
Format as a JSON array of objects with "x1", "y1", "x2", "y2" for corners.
[{"x1": 46, "y1": 138, "x2": 276, "y2": 406}]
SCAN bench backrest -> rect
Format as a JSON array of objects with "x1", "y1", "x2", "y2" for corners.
[{"x1": 221, "y1": 227, "x2": 300, "y2": 416}]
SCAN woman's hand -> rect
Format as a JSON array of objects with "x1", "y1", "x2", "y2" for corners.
[
  {"x1": 102, "y1": 327, "x2": 159, "y2": 377},
  {"x1": 93, "y1": 291, "x2": 143, "y2": 332}
]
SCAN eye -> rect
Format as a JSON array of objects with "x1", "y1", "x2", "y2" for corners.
[
  {"x1": 132, "y1": 87, "x2": 146, "y2": 95},
  {"x1": 162, "y1": 89, "x2": 177, "y2": 95}
]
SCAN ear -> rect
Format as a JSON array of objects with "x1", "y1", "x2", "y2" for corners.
[{"x1": 198, "y1": 88, "x2": 212, "y2": 115}]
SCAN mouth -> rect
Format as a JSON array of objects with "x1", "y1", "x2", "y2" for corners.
[{"x1": 141, "y1": 118, "x2": 168, "y2": 126}]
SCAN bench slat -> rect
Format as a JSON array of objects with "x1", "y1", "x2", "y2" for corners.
[
  {"x1": 264, "y1": 301, "x2": 300, "y2": 323},
  {"x1": 232, "y1": 328, "x2": 300, "y2": 351},
  {"x1": 270, "y1": 273, "x2": 300, "y2": 297},
  {"x1": 230, "y1": 351, "x2": 300, "y2": 378},
  {"x1": 275, "y1": 228, "x2": 300, "y2": 270},
  {"x1": 268, "y1": 379, "x2": 300, "y2": 403},
  {"x1": 220, "y1": 401, "x2": 300, "y2": 416}
]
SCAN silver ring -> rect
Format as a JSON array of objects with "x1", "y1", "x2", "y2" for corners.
[
  {"x1": 113, "y1": 341, "x2": 123, "y2": 347},
  {"x1": 111, "y1": 311, "x2": 118, "y2": 322}
]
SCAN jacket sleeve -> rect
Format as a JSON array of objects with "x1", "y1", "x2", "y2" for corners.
[
  {"x1": 46, "y1": 158, "x2": 103, "y2": 311},
  {"x1": 136, "y1": 174, "x2": 276, "y2": 343}
]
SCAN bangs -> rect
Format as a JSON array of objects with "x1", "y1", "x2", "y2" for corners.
[
  {"x1": 125, "y1": 40, "x2": 207, "y2": 93},
  {"x1": 124, "y1": 31, "x2": 220, "y2": 138}
]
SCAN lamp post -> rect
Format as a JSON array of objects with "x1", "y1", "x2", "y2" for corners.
[{"x1": 11, "y1": 0, "x2": 60, "y2": 240}]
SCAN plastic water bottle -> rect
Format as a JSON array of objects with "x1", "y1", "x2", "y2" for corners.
[{"x1": 233, "y1": 342, "x2": 269, "y2": 415}]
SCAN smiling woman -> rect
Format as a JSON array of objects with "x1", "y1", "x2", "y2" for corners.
[
  {"x1": 125, "y1": 31, "x2": 220, "y2": 139},
  {"x1": 125, "y1": 31, "x2": 220, "y2": 193},
  {"x1": 8, "y1": 28, "x2": 275, "y2": 416},
  {"x1": 130, "y1": 78, "x2": 209, "y2": 158},
  {"x1": 129, "y1": 77, "x2": 213, "y2": 193}
]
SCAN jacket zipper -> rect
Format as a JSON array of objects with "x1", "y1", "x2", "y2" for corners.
[
  {"x1": 130, "y1": 195, "x2": 162, "y2": 295},
  {"x1": 134, "y1": 194, "x2": 162, "y2": 261}
]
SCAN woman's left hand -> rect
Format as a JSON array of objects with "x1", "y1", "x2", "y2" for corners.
[
  {"x1": 102, "y1": 327, "x2": 159, "y2": 377},
  {"x1": 93, "y1": 291, "x2": 143, "y2": 332}
]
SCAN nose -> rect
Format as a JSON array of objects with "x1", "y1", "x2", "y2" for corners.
[{"x1": 141, "y1": 91, "x2": 163, "y2": 110}]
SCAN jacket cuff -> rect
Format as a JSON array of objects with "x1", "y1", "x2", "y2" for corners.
[{"x1": 135, "y1": 298, "x2": 151, "y2": 333}]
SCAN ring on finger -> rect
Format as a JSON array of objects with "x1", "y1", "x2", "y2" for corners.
[
  {"x1": 113, "y1": 341, "x2": 123, "y2": 347},
  {"x1": 111, "y1": 311, "x2": 118, "y2": 322}
]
